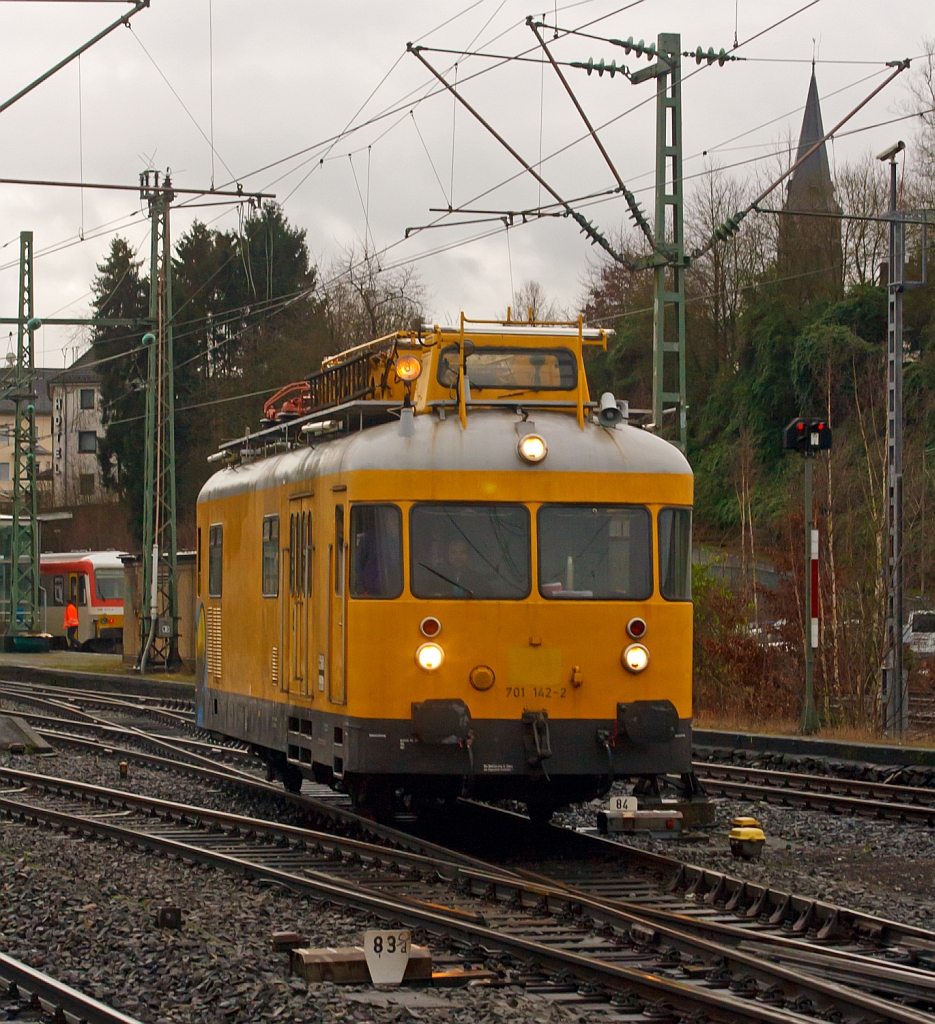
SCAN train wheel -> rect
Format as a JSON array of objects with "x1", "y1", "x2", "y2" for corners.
[
  {"x1": 282, "y1": 764, "x2": 304, "y2": 794},
  {"x1": 346, "y1": 775, "x2": 397, "y2": 823},
  {"x1": 525, "y1": 802, "x2": 555, "y2": 826}
]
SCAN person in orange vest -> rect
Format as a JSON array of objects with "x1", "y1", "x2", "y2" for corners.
[{"x1": 64, "y1": 600, "x2": 80, "y2": 650}]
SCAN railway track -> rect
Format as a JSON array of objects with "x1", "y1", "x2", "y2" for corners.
[
  {"x1": 692, "y1": 759, "x2": 935, "y2": 823},
  {"x1": 0, "y1": 950, "x2": 144, "y2": 1024},
  {"x1": 7, "y1": 678, "x2": 935, "y2": 1017},
  {"x1": 0, "y1": 680, "x2": 195, "y2": 730},
  {"x1": 8, "y1": 679, "x2": 935, "y2": 973},
  {"x1": 2, "y1": 764, "x2": 932, "y2": 1023}
]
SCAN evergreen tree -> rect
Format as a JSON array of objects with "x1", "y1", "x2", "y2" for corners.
[
  {"x1": 91, "y1": 238, "x2": 149, "y2": 534},
  {"x1": 90, "y1": 205, "x2": 330, "y2": 545}
]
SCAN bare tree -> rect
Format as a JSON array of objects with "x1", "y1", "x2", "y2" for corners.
[
  {"x1": 905, "y1": 38, "x2": 935, "y2": 196},
  {"x1": 835, "y1": 153, "x2": 889, "y2": 286},
  {"x1": 686, "y1": 163, "x2": 761, "y2": 377},
  {"x1": 322, "y1": 242, "x2": 425, "y2": 349},
  {"x1": 511, "y1": 280, "x2": 567, "y2": 322}
]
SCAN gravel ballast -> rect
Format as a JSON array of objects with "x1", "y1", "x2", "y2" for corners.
[
  {"x1": 7, "y1": 730, "x2": 935, "y2": 1021},
  {"x1": 556, "y1": 782, "x2": 935, "y2": 930},
  {"x1": 0, "y1": 747, "x2": 593, "y2": 1024}
]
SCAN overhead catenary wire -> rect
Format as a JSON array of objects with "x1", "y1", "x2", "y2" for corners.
[
  {"x1": 128, "y1": 24, "x2": 237, "y2": 186},
  {"x1": 9, "y1": 62, "x2": 917, "y2": 290},
  {"x1": 528, "y1": 18, "x2": 653, "y2": 245},
  {"x1": 409, "y1": 110, "x2": 450, "y2": 205},
  {"x1": 5, "y1": 0, "x2": 913, "y2": 380},
  {"x1": 84, "y1": 80, "x2": 931, "y2": 393},
  {"x1": 2, "y1": 2, "x2": 581, "y2": 367},
  {"x1": 399, "y1": 0, "x2": 839, "y2": 249},
  {"x1": 77, "y1": 54, "x2": 85, "y2": 239},
  {"x1": 0, "y1": 0, "x2": 150, "y2": 116},
  {"x1": 209, "y1": 0, "x2": 215, "y2": 189},
  {"x1": 214, "y1": 0, "x2": 646, "y2": 196},
  {"x1": 408, "y1": 43, "x2": 630, "y2": 266}
]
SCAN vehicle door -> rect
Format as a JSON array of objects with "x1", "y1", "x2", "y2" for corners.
[
  {"x1": 329, "y1": 500, "x2": 347, "y2": 704},
  {"x1": 287, "y1": 501, "x2": 314, "y2": 695},
  {"x1": 69, "y1": 572, "x2": 90, "y2": 641}
]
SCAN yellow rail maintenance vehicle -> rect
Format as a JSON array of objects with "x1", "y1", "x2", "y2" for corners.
[{"x1": 196, "y1": 313, "x2": 693, "y2": 821}]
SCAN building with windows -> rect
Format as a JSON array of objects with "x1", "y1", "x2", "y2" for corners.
[
  {"x1": 47, "y1": 349, "x2": 110, "y2": 507},
  {"x1": 0, "y1": 362, "x2": 55, "y2": 496}
]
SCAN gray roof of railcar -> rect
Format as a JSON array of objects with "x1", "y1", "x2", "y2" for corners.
[{"x1": 198, "y1": 410, "x2": 691, "y2": 505}]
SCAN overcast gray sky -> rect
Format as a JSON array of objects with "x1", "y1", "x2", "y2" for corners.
[{"x1": 0, "y1": 0, "x2": 930, "y2": 368}]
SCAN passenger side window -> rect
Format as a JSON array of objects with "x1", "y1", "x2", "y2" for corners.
[
  {"x1": 209, "y1": 524, "x2": 223, "y2": 598},
  {"x1": 350, "y1": 505, "x2": 403, "y2": 599},
  {"x1": 289, "y1": 512, "x2": 313, "y2": 597},
  {"x1": 334, "y1": 506, "x2": 344, "y2": 596},
  {"x1": 659, "y1": 508, "x2": 692, "y2": 601},
  {"x1": 262, "y1": 515, "x2": 279, "y2": 597}
]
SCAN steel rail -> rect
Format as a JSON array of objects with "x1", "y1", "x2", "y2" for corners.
[
  {"x1": 0, "y1": 688, "x2": 262, "y2": 784},
  {"x1": 0, "y1": 766, "x2": 508, "y2": 880},
  {"x1": 5, "y1": 766, "x2": 935, "y2": 1014},
  {"x1": 454, "y1": 800, "x2": 935, "y2": 956},
  {"x1": 694, "y1": 760, "x2": 935, "y2": 806},
  {"x1": 1, "y1": 777, "x2": 921, "y2": 1024},
  {"x1": 12, "y1": 728, "x2": 526, "y2": 875},
  {"x1": 22, "y1": 716, "x2": 935, "y2": 978},
  {"x1": 9, "y1": 673, "x2": 935, "y2": 985},
  {"x1": 0, "y1": 677, "x2": 194, "y2": 708},
  {"x1": 693, "y1": 767, "x2": 935, "y2": 823},
  {"x1": 0, "y1": 682, "x2": 195, "y2": 727},
  {"x1": 9, "y1": 709, "x2": 255, "y2": 766},
  {"x1": 0, "y1": 951, "x2": 144, "y2": 1024}
]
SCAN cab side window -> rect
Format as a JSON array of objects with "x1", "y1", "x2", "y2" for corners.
[
  {"x1": 350, "y1": 504, "x2": 403, "y2": 599},
  {"x1": 262, "y1": 515, "x2": 280, "y2": 597},
  {"x1": 658, "y1": 508, "x2": 692, "y2": 601},
  {"x1": 209, "y1": 524, "x2": 223, "y2": 598}
]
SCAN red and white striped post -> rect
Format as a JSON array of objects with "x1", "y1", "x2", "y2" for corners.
[
  {"x1": 810, "y1": 528, "x2": 819, "y2": 649},
  {"x1": 802, "y1": 456, "x2": 819, "y2": 733}
]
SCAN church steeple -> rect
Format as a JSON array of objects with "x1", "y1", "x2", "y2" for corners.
[
  {"x1": 777, "y1": 69, "x2": 843, "y2": 300},
  {"x1": 785, "y1": 69, "x2": 838, "y2": 215}
]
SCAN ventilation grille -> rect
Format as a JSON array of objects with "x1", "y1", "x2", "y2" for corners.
[
  {"x1": 271, "y1": 646, "x2": 280, "y2": 687},
  {"x1": 207, "y1": 606, "x2": 222, "y2": 682}
]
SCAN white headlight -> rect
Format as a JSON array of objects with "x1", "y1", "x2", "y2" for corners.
[
  {"x1": 416, "y1": 642, "x2": 444, "y2": 670},
  {"x1": 517, "y1": 433, "x2": 547, "y2": 464},
  {"x1": 622, "y1": 643, "x2": 650, "y2": 673}
]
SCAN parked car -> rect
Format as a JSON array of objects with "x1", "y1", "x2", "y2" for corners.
[{"x1": 905, "y1": 610, "x2": 935, "y2": 657}]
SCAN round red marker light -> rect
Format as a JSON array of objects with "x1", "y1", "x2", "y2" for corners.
[
  {"x1": 627, "y1": 617, "x2": 647, "y2": 639},
  {"x1": 420, "y1": 616, "x2": 441, "y2": 638}
]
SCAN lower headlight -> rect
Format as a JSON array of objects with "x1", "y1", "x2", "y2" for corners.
[
  {"x1": 622, "y1": 643, "x2": 650, "y2": 673},
  {"x1": 416, "y1": 642, "x2": 444, "y2": 670}
]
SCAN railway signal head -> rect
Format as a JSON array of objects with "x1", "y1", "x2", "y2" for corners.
[{"x1": 782, "y1": 417, "x2": 832, "y2": 455}]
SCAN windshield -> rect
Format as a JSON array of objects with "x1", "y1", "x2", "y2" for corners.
[
  {"x1": 538, "y1": 505, "x2": 652, "y2": 600},
  {"x1": 410, "y1": 504, "x2": 530, "y2": 599},
  {"x1": 913, "y1": 613, "x2": 935, "y2": 633},
  {"x1": 94, "y1": 568, "x2": 124, "y2": 602},
  {"x1": 436, "y1": 345, "x2": 577, "y2": 391}
]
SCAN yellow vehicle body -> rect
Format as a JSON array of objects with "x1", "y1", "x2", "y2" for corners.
[{"x1": 196, "y1": 315, "x2": 693, "y2": 815}]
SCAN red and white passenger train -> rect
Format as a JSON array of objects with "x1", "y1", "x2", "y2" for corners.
[{"x1": 39, "y1": 551, "x2": 124, "y2": 650}]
